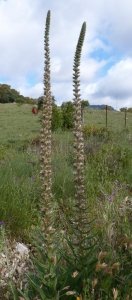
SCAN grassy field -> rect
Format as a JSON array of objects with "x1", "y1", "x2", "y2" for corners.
[
  {"x1": 0, "y1": 104, "x2": 132, "y2": 147},
  {"x1": 84, "y1": 108, "x2": 132, "y2": 129},
  {"x1": 0, "y1": 103, "x2": 40, "y2": 146},
  {"x1": 0, "y1": 104, "x2": 132, "y2": 299}
]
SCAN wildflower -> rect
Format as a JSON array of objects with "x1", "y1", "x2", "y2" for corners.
[
  {"x1": 61, "y1": 286, "x2": 70, "y2": 291},
  {"x1": 112, "y1": 288, "x2": 118, "y2": 299},
  {"x1": 103, "y1": 266, "x2": 113, "y2": 276},
  {"x1": 66, "y1": 291, "x2": 76, "y2": 295},
  {"x1": 0, "y1": 221, "x2": 5, "y2": 226},
  {"x1": 96, "y1": 262, "x2": 107, "y2": 271},
  {"x1": 126, "y1": 184, "x2": 130, "y2": 190},
  {"x1": 98, "y1": 251, "x2": 107, "y2": 260},
  {"x1": 72, "y1": 271, "x2": 79, "y2": 278},
  {"x1": 44, "y1": 273, "x2": 52, "y2": 279},
  {"x1": 92, "y1": 278, "x2": 98, "y2": 288},
  {"x1": 53, "y1": 255, "x2": 57, "y2": 266},
  {"x1": 108, "y1": 195, "x2": 113, "y2": 202},
  {"x1": 76, "y1": 295, "x2": 82, "y2": 300},
  {"x1": 112, "y1": 262, "x2": 120, "y2": 269},
  {"x1": 39, "y1": 10, "x2": 54, "y2": 256}
]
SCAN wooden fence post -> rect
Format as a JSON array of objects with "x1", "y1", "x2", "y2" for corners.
[
  {"x1": 106, "y1": 105, "x2": 108, "y2": 127},
  {"x1": 125, "y1": 108, "x2": 127, "y2": 127}
]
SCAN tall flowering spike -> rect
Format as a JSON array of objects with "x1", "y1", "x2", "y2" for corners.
[
  {"x1": 73, "y1": 22, "x2": 87, "y2": 256},
  {"x1": 40, "y1": 10, "x2": 54, "y2": 254}
]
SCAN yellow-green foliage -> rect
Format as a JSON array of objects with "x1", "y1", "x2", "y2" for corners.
[{"x1": 83, "y1": 124, "x2": 112, "y2": 139}]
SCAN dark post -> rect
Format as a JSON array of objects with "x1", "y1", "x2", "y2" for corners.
[
  {"x1": 106, "y1": 105, "x2": 108, "y2": 127},
  {"x1": 125, "y1": 108, "x2": 127, "y2": 127}
]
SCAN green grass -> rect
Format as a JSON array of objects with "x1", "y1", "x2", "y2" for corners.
[
  {"x1": 0, "y1": 104, "x2": 132, "y2": 299},
  {"x1": 84, "y1": 108, "x2": 132, "y2": 130},
  {"x1": 0, "y1": 103, "x2": 40, "y2": 147},
  {"x1": 0, "y1": 104, "x2": 131, "y2": 148},
  {"x1": 0, "y1": 153, "x2": 41, "y2": 238}
]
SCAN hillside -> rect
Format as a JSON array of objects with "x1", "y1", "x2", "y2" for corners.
[{"x1": 88, "y1": 104, "x2": 114, "y2": 110}]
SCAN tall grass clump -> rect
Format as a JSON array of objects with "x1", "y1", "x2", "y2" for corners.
[{"x1": 0, "y1": 153, "x2": 40, "y2": 238}]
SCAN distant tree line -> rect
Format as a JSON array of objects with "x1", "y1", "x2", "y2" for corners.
[
  {"x1": 0, "y1": 84, "x2": 37, "y2": 104},
  {"x1": 120, "y1": 107, "x2": 132, "y2": 113}
]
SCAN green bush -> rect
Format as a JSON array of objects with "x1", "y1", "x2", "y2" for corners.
[
  {"x1": 61, "y1": 101, "x2": 74, "y2": 129},
  {"x1": 38, "y1": 98, "x2": 62, "y2": 131},
  {"x1": 51, "y1": 103, "x2": 62, "y2": 131},
  {"x1": 83, "y1": 124, "x2": 113, "y2": 139}
]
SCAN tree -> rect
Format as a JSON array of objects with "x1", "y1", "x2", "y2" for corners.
[
  {"x1": 0, "y1": 84, "x2": 34, "y2": 103},
  {"x1": 120, "y1": 107, "x2": 127, "y2": 112},
  {"x1": 102, "y1": 105, "x2": 112, "y2": 110},
  {"x1": 38, "y1": 95, "x2": 56, "y2": 110},
  {"x1": 81, "y1": 100, "x2": 89, "y2": 109},
  {"x1": 37, "y1": 96, "x2": 44, "y2": 110},
  {"x1": 52, "y1": 95, "x2": 56, "y2": 103},
  {"x1": 38, "y1": 95, "x2": 62, "y2": 131},
  {"x1": 16, "y1": 95, "x2": 26, "y2": 104},
  {"x1": 61, "y1": 100, "x2": 89, "y2": 129},
  {"x1": 127, "y1": 108, "x2": 132, "y2": 113},
  {"x1": 0, "y1": 84, "x2": 11, "y2": 103},
  {"x1": 81, "y1": 100, "x2": 89, "y2": 124},
  {"x1": 51, "y1": 103, "x2": 62, "y2": 131},
  {"x1": 61, "y1": 101, "x2": 74, "y2": 129},
  {"x1": 24, "y1": 97, "x2": 37, "y2": 105}
]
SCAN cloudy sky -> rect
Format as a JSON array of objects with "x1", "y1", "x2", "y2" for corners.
[{"x1": 0, "y1": 0, "x2": 132, "y2": 109}]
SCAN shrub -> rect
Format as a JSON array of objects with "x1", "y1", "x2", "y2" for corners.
[
  {"x1": 38, "y1": 98, "x2": 62, "y2": 131},
  {"x1": 127, "y1": 107, "x2": 132, "y2": 113},
  {"x1": 61, "y1": 101, "x2": 74, "y2": 129},
  {"x1": 83, "y1": 124, "x2": 113, "y2": 139},
  {"x1": 51, "y1": 103, "x2": 62, "y2": 131}
]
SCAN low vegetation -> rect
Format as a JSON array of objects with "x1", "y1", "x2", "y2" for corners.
[{"x1": 0, "y1": 122, "x2": 132, "y2": 299}]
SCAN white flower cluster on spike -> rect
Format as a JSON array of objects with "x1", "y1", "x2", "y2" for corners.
[
  {"x1": 72, "y1": 23, "x2": 88, "y2": 257},
  {"x1": 39, "y1": 11, "x2": 55, "y2": 250}
]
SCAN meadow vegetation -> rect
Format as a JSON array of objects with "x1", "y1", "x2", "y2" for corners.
[
  {"x1": 0, "y1": 110, "x2": 132, "y2": 299},
  {"x1": 0, "y1": 11, "x2": 132, "y2": 300}
]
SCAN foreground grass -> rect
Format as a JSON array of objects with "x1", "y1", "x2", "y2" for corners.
[{"x1": 0, "y1": 106, "x2": 132, "y2": 299}]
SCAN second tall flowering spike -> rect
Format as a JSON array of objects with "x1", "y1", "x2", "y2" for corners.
[{"x1": 73, "y1": 22, "x2": 87, "y2": 256}]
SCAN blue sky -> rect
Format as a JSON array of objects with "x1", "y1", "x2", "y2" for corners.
[{"x1": 0, "y1": 0, "x2": 132, "y2": 109}]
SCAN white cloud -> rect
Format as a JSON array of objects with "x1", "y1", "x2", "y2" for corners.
[
  {"x1": 84, "y1": 58, "x2": 132, "y2": 108},
  {"x1": 0, "y1": 0, "x2": 132, "y2": 108},
  {"x1": 19, "y1": 82, "x2": 43, "y2": 99},
  {"x1": 80, "y1": 58, "x2": 106, "y2": 81}
]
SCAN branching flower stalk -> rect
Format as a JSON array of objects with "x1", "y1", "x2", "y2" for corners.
[
  {"x1": 40, "y1": 10, "x2": 54, "y2": 257},
  {"x1": 73, "y1": 22, "x2": 87, "y2": 259}
]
